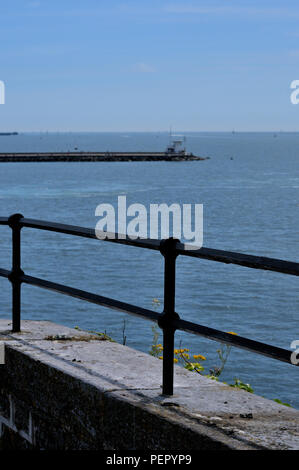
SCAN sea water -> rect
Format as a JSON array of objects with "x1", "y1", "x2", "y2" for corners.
[{"x1": 0, "y1": 131, "x2": 298, "y2": 407}]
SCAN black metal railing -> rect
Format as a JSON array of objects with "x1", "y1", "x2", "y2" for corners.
[{"x1": 0, "y1": 213, "x2": 298, "y2": 395}]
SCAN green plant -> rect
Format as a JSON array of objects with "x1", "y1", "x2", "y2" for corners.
[
  {"x1": 229, "y1": 378, "x2": 254, "y2": 393},
  {"x1": 149, "y1": 324, "x2": 162, "y2": 357},
  {"x1": 273, "y1": 398, "x2": 291, "y2": 407},
  {"x1": 73, "y1": 326, "x2": 115, "y2": 342},
  {"x1": 149, "y1": 318, "x2": 257, "y2": 393},
  {"x1": 122, "y1": 319, "x2": 127, "y2": 346},
  {"x1": 209, "y1": 331, "x2": 238, "y2": 377},
  {"x1": 174, "y1": 345, "x2": 206, "y2": 373},
  {"x1": 149, "y1": 305, "x2": 236, "y2": 377}
]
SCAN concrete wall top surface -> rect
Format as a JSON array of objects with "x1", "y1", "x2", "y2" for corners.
[{"x1": 0, "y1": 320, "x2": 298, "y2": 450}]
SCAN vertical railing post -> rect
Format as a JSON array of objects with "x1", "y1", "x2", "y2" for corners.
[
  {"x1": 8, "y1": 213, "x2": 24, "y2": 332},
  {"x1": 158, "y1": 238, "x2": 180, "y2": 395}
]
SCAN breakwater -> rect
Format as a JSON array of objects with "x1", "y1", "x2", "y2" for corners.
[{"x1": 0, "y1": 152, "x2": 206, "y2": 162}]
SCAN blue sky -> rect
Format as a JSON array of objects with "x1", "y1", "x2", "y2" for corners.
[{"x1": 1, "y1": 0, "x2": 299, "y2": 131}]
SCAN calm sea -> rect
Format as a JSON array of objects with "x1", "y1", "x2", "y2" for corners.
[{"x1": 0, "y1": 132, "x2": 298, "y2": 407}]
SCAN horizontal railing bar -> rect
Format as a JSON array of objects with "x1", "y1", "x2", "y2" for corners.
[
  {"x1": 1, "y1": 216, "x2": 297, "y2": 275},
  {"x1": 176, "y1": 243, "x2": 299, "y2": 276},
  {"x1": 22, "y1": 218, "x2": 96, "y2": 238},
  {"x1": 21, "y1": 218, "x2": 161, "y2": 251},
  {"x1": 20, "y1": 273, "x2": 161, "y2": 323},
  {"x1": 19, "y1": 218, "x2": 299, "y2": 275},
  {"x1": 0, "y1": 268, "x2": 10, "y2": 278},
  {"x1": 1, "y1": 213, "x2": 297, "y2": 397},
  {"x1": 175, "y1": 317, "x2": 296, "y2": 365},
  {"x1": 0, "y1": 260, "x2": 296, "y2": 367},
  {"x1": 20, "y1": 273, "x2": 297, "y2": 365}
]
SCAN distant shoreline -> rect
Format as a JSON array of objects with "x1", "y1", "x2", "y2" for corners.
[
  {"x1": 0, "y1": 131, "x2": 296, "y2": 134},
  {"x1": 0, "y1": 152, "x2": 207, "y2": 162}
]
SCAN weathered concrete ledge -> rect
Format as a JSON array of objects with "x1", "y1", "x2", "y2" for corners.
[{"x1": 0, "y1": 320, "x2": 298, "y2": 450}]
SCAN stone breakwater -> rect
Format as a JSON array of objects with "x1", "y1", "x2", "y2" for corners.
[{"x1": 0, "y1": 152, "x2": 207, "y2": 162}]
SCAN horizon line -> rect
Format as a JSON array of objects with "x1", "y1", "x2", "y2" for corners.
[{"x1": 1, "y1": 130, "x2": 298, "y2": 134}]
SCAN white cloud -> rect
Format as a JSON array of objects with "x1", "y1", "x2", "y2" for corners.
[
  {"x1": 134, "y1": 62, "x2": 156, "y2": 73},
  {"x1": 27, "y1": 1, "x2": 41, "y2": 7},
  {"x1": 164, "y1": 3, "x2": 299, "y2": 19},
  {"x1": 288, "y1": 49, "x2": 299, "y2": 58}
]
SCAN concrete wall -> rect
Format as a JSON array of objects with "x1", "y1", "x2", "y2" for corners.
[{"x1": 0, "y1": 320, "x2": 298, "y2": 450}]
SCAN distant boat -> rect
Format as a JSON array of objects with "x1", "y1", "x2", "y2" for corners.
[{"x1": 0, "y1": 132, "x2": 18, "y2": 136}]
